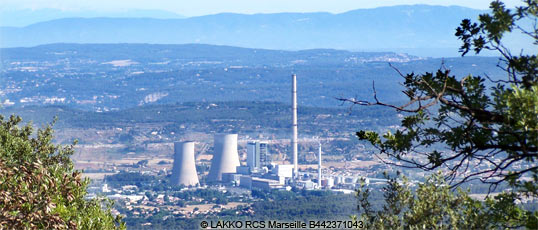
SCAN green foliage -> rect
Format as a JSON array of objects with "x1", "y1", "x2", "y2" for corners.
[
  {"x1": 0, "y1": 115, "x2": 125, "y2": 229},
  {"x1": 357, "y1": 0, "x2": 538, "y2": 196},
  {"x1": 251, "y1": 194, "x2": 353, "y2": 221},
  {"x1": 353, "y1": 0, "x2": 538, "y2": 228},
  {"x1": 123, "y1": 190, "x2": 355, "y2": 229},
  {"x1": 173, "y1": 188, "x2": 229, "y2": 204},
  {"x1": 356, "y1": 172, "x2": 538, "y2": 229},
  {"x1": 104, "y1": 171, "x2": 156, "y2": 188}
]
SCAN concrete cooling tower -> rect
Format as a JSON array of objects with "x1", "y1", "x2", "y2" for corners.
[
  {"x1": 170, "y1": 141, "x2": 199, "y2": 186},
  {"x1": 208, "y1": 134, "x2": 241, "y2": 182}
]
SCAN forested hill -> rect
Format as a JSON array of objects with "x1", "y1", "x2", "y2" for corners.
[
  {"x1": 0, "y1": 43, "x2": 417, "y2": 65},
  {"x1": 0, "y1": 101, "x2": 397, "y2": 133},
  {"x1": 0, "y1": 44, "x2": 505, "y2": 110}
]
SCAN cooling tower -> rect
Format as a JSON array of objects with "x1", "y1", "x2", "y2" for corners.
[
  {"x1": 208, "y1": 134, "x2": 241, "y2": 182},
  {"x1": 170, "y1": 141, "x2": 199, "y2": 186}
]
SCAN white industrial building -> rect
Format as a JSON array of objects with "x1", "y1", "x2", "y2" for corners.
[
  {"x1": 240, "y1": 176, "x2": 281, "y2": 190},
  {"x1": 272, "y1": 164, "x2": 294, "y2": 178},
  {"x1": 247, "y1": 141, "x2": 268, "y2": 173}
]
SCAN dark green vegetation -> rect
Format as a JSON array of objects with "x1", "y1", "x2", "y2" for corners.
[
  {"x1": 357, "y1": 173, "x2": 536, "y2": 229},
  {"x1": 0, "y1": 44, "x2": 506, "y2": 110},
  {"x1": 1, "y1": 101, "x2": 395, "y2": 129},
  {"x1": 105, "y1": 172, "x2": 157, "y2": 188},
  {"x1": 249, "y1": 190, "x2": 355, "y2": 220},
  {"x1": 122, "y1": 190, "x2": 356, "y2": 229},
  {"x1": 0, "y1": 115, "x2": 125, "y2": 229},
  {"x1": 349, "y1": 0, "x2": 538, "y2": 228}
]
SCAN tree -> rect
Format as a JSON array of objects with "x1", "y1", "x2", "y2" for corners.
[
  {"x1": 355, "y1": 172, "x2": 535, "y2": 229},
  {"x1": 136, "y1": 159, "x2": 149, "y2": 168},
  {"x1": 341, "y1": 0, "x2": 538, "y2": 197},
  {"x1": 340, "y1": 0, "x2": 538, "y2": 228},
  {"x1": 0, "y1": 115, "x2": 125, "y2": 229}
]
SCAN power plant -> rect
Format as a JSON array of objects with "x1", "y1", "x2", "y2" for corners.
[
  {"x1": 163, "y1": 75, "x2": 344, "y2": 191},
  {"x1": 163, "y1": 132, "x2": 356, "y2": 191},
  {"x1": 170, "y1": 141, "x2": 199, "y2": 186},
  {"x1": 96, "y1": 72, "x2": 369, "y2": 210},
  {"x1": 164, "y1": 75, "x2": 357, "y2": 191},
  {"x1": 208, "y1": 134, "x2": 241, "y2": 182}
]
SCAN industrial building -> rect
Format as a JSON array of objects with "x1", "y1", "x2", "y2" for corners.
[
  {"x1": 247, "y1": 141, "x2": 268, "y2": 172},
  {"x1": 239, "y1": 176, "x2": 282, "y2": 190},
  {"x1": 272, "y1": 164, "x2": 294, "y2": 178}
]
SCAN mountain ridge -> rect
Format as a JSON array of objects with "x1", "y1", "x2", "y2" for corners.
[
  {"x1": 0, "y1": 5, "x2": 494, "y2": 57},
  {"x1": 0, "y1": 8, "x2": 185, "y2": 27}
]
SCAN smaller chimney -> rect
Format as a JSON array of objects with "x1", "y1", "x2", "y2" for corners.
[{"x1": 318, "y1": 141, "x2": 322, "y2": 189}]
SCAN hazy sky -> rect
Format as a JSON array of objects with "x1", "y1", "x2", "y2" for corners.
[{"x1": 1, "y1": 0, "x2": 524, "y2": 16}]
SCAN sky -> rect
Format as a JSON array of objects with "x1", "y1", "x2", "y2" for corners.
[{"x1": 1, "y1": 0, "x2": 524, "y2": 16}]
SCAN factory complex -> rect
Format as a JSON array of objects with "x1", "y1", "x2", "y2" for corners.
[
  {"x1": 167, "y1": 75, "x2": 364, "y2": 192},
  {"x1": 169, "y1": 133, "x2": 365, "y2": 192}
]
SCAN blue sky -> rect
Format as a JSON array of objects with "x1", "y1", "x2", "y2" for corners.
[{"x1": 1, "y1": 0, "x2": 524, "y2": 16}]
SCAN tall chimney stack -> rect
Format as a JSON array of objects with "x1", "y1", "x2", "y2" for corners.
[
  {"x1": 292, "y1": 74, "x2": 298, "y2": 179},
  {"x1": 318, "y1": 141, "x2": 322, "y2": 188}
]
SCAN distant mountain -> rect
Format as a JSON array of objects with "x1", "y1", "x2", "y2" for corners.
[
  {"x1": 0, "y1": 43, "x2": 418, "y2": 64},
  {"x1": 0, "y1": 5, "x2": 495, "y2": 57},
  {"x1": 0, "y1": 8, "x2": 184, "y2": 27}
]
